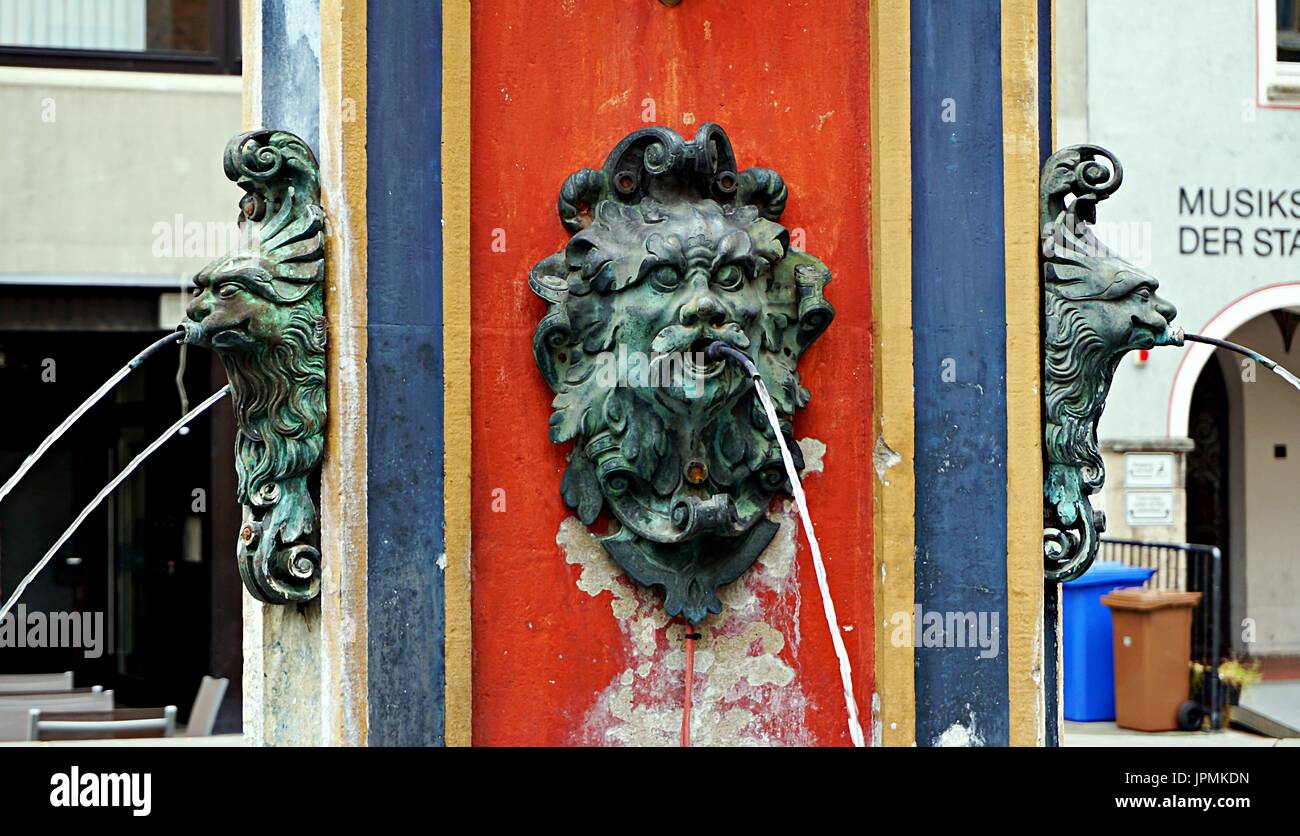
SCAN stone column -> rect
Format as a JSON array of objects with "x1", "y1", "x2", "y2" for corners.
[
  {"x1": 239, "y1": 0, "x2": 369, "y2": 747},
  {"x1": 239, "y1": 0, "x2": 463, "y2": 747}
]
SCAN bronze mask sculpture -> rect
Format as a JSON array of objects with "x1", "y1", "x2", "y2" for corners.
[
  {"x1": 1041, "y1": 145, "x2": 1179, "y2": 581},
  {"x1": 183, "y1": 130, "x2": 327, "y2": 604},
  {"x1": 530, "y1": 124, "x2": 833, "y2": 622}
]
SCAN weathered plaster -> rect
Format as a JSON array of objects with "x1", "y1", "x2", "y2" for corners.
[
  {"x1": 561, "y1": 439, "x2": 828, "y2": 746},
  {"x1": 934, "y1": 711, "x2": 985, "y2": 747},
  {"x1": 242, "y1": 592, "x2": 323, "y2": 746},
  {"x1": 872, "y1": 436, "x2": 902, "y2": 485}
]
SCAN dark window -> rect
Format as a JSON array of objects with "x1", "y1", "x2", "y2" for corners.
[
  {"x1": 1279, "y1": 0, "x2": 1300, "y2": 63},
  {"x1": 0, "y1": 0, "x2": 239, "y2": 75}
]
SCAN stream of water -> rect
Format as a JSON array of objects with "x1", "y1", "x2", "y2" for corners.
[
  {"x1": 0, "y1": 331, "x2": 182, "y2": 508},
  {"x1": 1183, "y1": 331, "x2": 1300, "y2": 394},
  {"x1": 705, "y1": 340, "x2": 866, "y2": 746},
  {"x1": 0, "y1": 385, "x2": 230, "y2": 624},
  {"x1": 752, "y1": 376, "x2": 867, "y2": 748}
]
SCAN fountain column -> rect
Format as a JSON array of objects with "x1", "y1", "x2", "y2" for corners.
[{"x1": 239, "y1": 0, "x2": 468, "y2": 746}]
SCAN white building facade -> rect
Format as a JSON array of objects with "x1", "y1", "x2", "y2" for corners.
[{"x1": 1058, "y1": 0, "x2": 1300, "y2": 655}]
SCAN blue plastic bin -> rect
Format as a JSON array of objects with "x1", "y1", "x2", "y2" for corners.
[{"x1": 1062, "y1": 561, "x2": 1157, "y2": 722}]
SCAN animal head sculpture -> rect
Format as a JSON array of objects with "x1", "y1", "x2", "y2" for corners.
[
  {"x1": 530, "y1": 124, "x2": 833, "y2": 623},
  {"x1": 1041, "y1": 145, "x2": 1179, "y2": 581},
  {"x1": 184, "y1": 130, "x2": 327, "y2": 604}
]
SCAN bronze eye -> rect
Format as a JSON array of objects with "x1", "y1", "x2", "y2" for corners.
[
  {"x1": 217, "y1": 283, "x2": 240, "y2": 299},
  {"x1": 650, "y1": 265, "x2": 681, "y2": 292},
  {"x1": 714, "y1": 264, "x2": 744, "y2": 291},
  {"x1": 1135, "y1": 287, "x2": 1152, "y2": 301}
]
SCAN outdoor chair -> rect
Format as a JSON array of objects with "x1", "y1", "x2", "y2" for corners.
[
  {"x1": 26, "y1": 706, "x2": 176, "y2": 742},
  {"x1": 182, "y1": 676, "x2": 229, "y2": 737},
  {"x1": 0, "y1": 689, "x2": 113, "y2": 740},
  {"x1": 0, "y1": 672, "x2": 73, "y2": 693}
]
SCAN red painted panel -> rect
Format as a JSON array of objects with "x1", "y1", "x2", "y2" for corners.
[{"x1": 471, "y1": 0, "x2": 873, "y2": 746}]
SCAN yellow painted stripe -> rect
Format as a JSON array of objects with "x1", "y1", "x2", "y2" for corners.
[
  {"x1": 319, "y1": 0, "x2": 370, "y2": 746},
  {"x1": 1001, "y1": 0, "x2": 1046, "y2": 748},
  {"x1": 240, "y1": 0, "x2": 259, "y2": 129},
  {"x1": 442, "y1": 0, "x2": 474, "y2": 748},
  {"x1": 869, "y1": 0, "x2": 917, "y2": 748}
]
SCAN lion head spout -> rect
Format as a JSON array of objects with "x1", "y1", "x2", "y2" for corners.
[
  {"x1": 1041, "y1": 146, "x2": 1179, "y2": 581},
  {"x1": 184, "y1": 130, "x2": 326, "y2": 604},
  {"x1": 530, "y1": 124, "x2": 833, "y2": 622}
]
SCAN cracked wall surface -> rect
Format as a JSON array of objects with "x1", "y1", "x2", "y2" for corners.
[{"x1": 561, "y1": 440, "x2": 831, "y2": 746}]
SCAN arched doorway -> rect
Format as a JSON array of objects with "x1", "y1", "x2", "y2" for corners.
[
  {"x1": 1179, "y1": 306, "x2": 1300, "y2": 658},
  {"x1": 1186, "y1": 356, "x2": 1231, "y2": 656}
]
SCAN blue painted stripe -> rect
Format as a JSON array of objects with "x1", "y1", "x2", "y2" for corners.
[
  {"x1": 1038, "y1": 0, "x2": 1053, "y2": 165},
  {"x1": 260, "y1": 0, "x2": 321, "y2": 150},
  {"x1": 910, "y1": 0, "x2": 1010, "y2": 746},
  {"x1": 366, "y1": 0, "x2": 446, "y2": 746}
]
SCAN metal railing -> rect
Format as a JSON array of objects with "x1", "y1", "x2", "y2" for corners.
[{"x1": 1098, "y1": 538, "x2": 1223, "y2": 731}]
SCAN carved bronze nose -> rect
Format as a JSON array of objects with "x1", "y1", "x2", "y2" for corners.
[{"x1": 679, "y1": 293, "x2": 725, "y2": 327}]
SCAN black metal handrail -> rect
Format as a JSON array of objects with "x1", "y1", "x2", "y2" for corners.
[{"x1": 1098, "y1": 538, "x2": 1223, "y2": 731}]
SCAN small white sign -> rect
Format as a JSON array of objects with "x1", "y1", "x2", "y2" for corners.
[
  {"x1": 1126, "y1": 491, "x2": 1175, "y2": 527},
  {"x1": 1124, "y1": 453, "x2": 1175, "y2": 488}
]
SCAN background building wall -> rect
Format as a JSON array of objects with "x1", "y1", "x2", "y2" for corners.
[
  {"x1": 0, "y1": 68, "x2": 241, "y2": 282},
  {"x1": 1233, "y1": 314, "x2": 1300, "y2": 653},
  {"x1": 0, "y1": 65, "x2": 243, "y2": 728},
  {"x1": 1058, "y1": 0, "x2": 1300, "y2": 656},
  {"x1": 1058, "y1": 0, "x2": 1300, "y2": 438}
]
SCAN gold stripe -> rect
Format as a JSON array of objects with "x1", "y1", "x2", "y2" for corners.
[
  {"x1": 869, "y1": 0, "x2": 917, "y2": 748},
  {"x1": 240, "y1": 0, "x2": 259, "y2": 128},
  {"x1": 1001, "y1": 0, "x2": 1046, "y2": 748},
  {"x1": 319, "y1": 0, "x2": 370, "y2": 746},
  {"x1": 442, "y1": 0, "x2": 474, "y2": 748}
]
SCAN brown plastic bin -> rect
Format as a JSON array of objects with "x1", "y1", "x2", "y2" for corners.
[{"x1": 1100, "y1": 588, "x2": 1202, "y2": 732}]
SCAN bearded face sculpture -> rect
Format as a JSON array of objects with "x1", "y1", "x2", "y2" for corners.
[
  {"x1": 184, "y1": 130, "x2": 326, "y2": 604},
  {"x1": 1041, "y1": 145, "x2": 1179, "y2": 581},
  {"x1": 531, "y1": 124, "x2": 833, "y2": 622}
]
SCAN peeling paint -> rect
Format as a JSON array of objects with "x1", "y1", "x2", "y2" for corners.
[
  {"x1": 933, "y1": 711, "x2": 983, "y2": 747},
  {"x1": 557, "y1": 438, "x2": 832, "y2": 745},
  {"x1": 1032, "y1": 609, "x2": 1044, "y2": 746},
  {"x1": 871, "y1": 691, "x2": 883, "y2": 747},
  {"x1": 873, "y1": 436, "x2": 902, "y2": 485},
  {"x1": 797, "y1": 437, "x2": 826, "y2": 475}
]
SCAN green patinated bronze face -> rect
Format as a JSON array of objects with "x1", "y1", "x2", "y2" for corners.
[
  {"x1": 1041, "y1": 145, "x2": 1179, "y2": 581},
  {"x1": 184, "y1": 130, "x2": 327, "y2": 604},
  {"x1": 531, "y1": 124, "x2": 833, "y2": 622}
]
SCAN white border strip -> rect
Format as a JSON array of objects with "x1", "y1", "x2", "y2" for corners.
[{"x1": 0, "y1": 66, "x2": 241, "y2": 93}]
